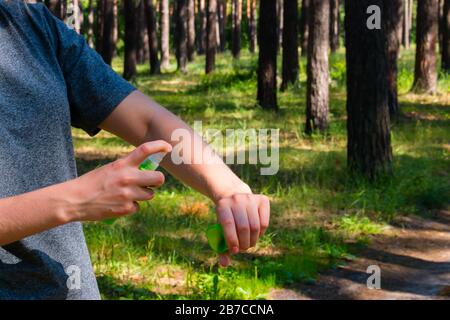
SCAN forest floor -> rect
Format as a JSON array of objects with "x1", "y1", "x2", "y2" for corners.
[
  {"x1": 269, "y1": 209, "x2": 450, "y2": 300},
  {"x1": 75, "y1": 50, "x2": 449, "y2": 300}
]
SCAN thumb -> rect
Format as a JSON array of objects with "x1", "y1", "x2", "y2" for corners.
[{"x1": 124, "y1": 140, "x2": 172, "y2": 167}]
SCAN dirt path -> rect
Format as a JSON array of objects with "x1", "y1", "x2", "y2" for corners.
[{"x1": 269, "y1": 210, "x2": 450, "y2": 300}]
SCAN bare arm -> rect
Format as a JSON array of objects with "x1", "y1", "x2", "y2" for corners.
[
  {"x1": 99, "y1": 91, "x2": 270, "y2": 266},
  {"x1": 0, "y1": 141, "x2": 171, "y2": 246}
]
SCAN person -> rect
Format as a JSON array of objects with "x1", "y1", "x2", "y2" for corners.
[{"x1": 0, "y1": 1, "x2": 270, "y2": 299}]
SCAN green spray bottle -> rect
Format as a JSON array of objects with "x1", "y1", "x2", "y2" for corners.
[{"x1": 103, "y1": 152, "x2": 167, "y2": 225}]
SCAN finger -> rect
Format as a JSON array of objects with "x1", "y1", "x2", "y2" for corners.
[
  {"x1": 129, "y1": 186, "x2": 155, "y2": 202},
  {"x1": 130, "y1": 170, "x2": 165, "y2": 188},
  {"x1": 247, "y1": 200, "x2": 260, "y2": 248},
  {"x1": 258, "y1": 196, "x2": 270, "y2": 237},
  {"x1": 232, "y1": 204, "x2": 251, "y2": 251},
  {"x1": 124, "y1": 140, "x2": 172, "y2": 167},
  {"x1": 219, "y1": 253, "x2": 231, "y2": 268},
  {"x1": 217, "y1": 204, "x2": 240, "y2": 254}
]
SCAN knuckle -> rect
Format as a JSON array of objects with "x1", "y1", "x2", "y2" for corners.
[
  {"x1": 119, "y1": 175, "x2": 133, "y2": 186},
  {"x1": 221, "y1": 218, "x2": 235, "y2": 227},
  {"x1": 118, "y1": 189, "x2": 132, "y2": 201},
  {"x1": 237, "y1": 224, "x2": 250, "y2": 233}
]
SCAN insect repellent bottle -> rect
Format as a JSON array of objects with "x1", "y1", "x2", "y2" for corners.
[
  {"x1": 206, "y1": 223, "x2": 228, "y2": 254},
  {"x1": 103, "y1": 152, "x2": 167, "y2": 225}
]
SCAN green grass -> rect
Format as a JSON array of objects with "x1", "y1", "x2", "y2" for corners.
[{"x1": 75, "y1": 48, "x2": 449, "y2": 300}]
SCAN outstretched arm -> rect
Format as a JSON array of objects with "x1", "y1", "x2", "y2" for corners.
[{"x1": 99, "y1": 90, "x2": 270, "y2": 266}]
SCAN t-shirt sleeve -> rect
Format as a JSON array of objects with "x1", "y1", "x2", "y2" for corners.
[{"x1": 44, "y1": 7, "x2": 136, "y2": 136}]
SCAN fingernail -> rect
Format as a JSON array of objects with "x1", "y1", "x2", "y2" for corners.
[
  {"x1": 219, "y1": 255, "x2": 229, "y2": 267},
  {"x1": 232, "y1": 246, "x2": 239, "y2": 254}
]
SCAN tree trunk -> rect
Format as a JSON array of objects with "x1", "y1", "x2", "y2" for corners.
[
  {"x1": 136, "y1": 1, "x2": 148, "y2": 65},
  {"x1": 123, "y1": 0, "x2": 138, "y2": 80},
  {"x1": 249, "y1": 0, "x2": 258, "y2": 53},
  {"x1": 402, "y1": 0, "x2": 413, "y2": 49},
  {"x1": 330, "y1": 0, "x2": 340, "y2": 52},
  {"x1": 218, "y1": 0, "x2": 228, "y2": 52},
  {"x1": 413, "y1": 0, "x2": 439, "y2": 94},
  {"x1": 101, "y1": 0, "x2": 116, "y2": 65},
  {"x1": 300, "y1": 0, "x2": 310, "y2": 56},
  {"x1": 144, "y1": 0, "x2": 161, "y2": 74},
  {"x1": 257, "y1": 0, "x2": 278, "y2": 110},
  {"x1": 206, "y1": 0, "x2": 218, "y2": 74},
  {"x1": 176, "y1": 0, "x2": 189, "y2": 73},
  {"x1": 198, "y1": 0, "x2": 207, "y2": 54},
  {"x1": 345, "y1": 0, "x2": 392, "y2": 179},
  {"x1": 385, "y1": 0, "x2": 403, "y2": 117},
  {"x1": 232, "y1": 0, "x2": 242, "y2": 58},
  {"x1": 85, "y1": 0, "x2": 95, "y2": 47},
  {"x1": 160, "y1": 0, "x2": 170, "y2": 69},
  {"x1": 187, "y1": 0, "x2": 196, "y2": 61},
  {"x1": 281, "y1": 0, "x2": 299, "y2": 91},
  {"x1": 442, "y1": 0, "x2": 450, "y2": 72},
  {"x1": 277, "y1": 0, "x2": 284, "y2": 53},
  {"x1": 305, "y1": 0, "x2": 329, "y2": 134},
  {"x1": 95, "y1": 0, "x2": 104, "y2": 55}
]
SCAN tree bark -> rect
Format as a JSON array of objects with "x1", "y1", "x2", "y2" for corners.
[
  {"x1": 257, "y1": 0, "x2": 278, "y2": 110},
  {"x1": 442, "y1": 0, "x2": 450, "y2": 72},
  {"x1": 101, "y1": 0, "x2": 116, "y2": 65},
  {"x1": 305, "y1": 0, "x2": 329, "y2": 134},
  {"x1": 330, "y1": 0, "x2": 340, "y2": 52},
  {"x1": 281, "y1": 0, "x2": 299, "y2": 91},
  {"x1": 187, "y1": 0, "x2": 197, "y2": 61},
  {"x1": 413, "y1": 0, "x2": 439, "y2": 94},
  {"x1": 144, "y1": 0, "x2": 161, "y2": 74},
  {"x1": 95, "y1": 0, "x2": 104, "y2": 55},
  {"x1": 85, "y1": 0, "x2": 95, "y2": 48},
  {"x1": 300, "y1": 0, "x2": 310, "y2": 56},
  {"x1": 402, "y1": 0, "x2": 413, "y2": 49},
  {"x1": 276, "y1": 0, "x2": 284, "y2": 53},
  {"x1": 206, "y1": 0, "x2": 218, "y2": 74},
  {"x1": 123, "y1": 0, "x2": 138, "y2": 80},
  {"x1": 176, "y1": 0, "x2": 189, "y2": 73},
  {"x1": 232, "y1": 0, "x2": 242, "y2": 58},
  {"x1": 345, "y1": 0, "x2": 392, "y2": 179},
  {"x1": 249, "y1": 0, "x2": 258, "y2": 53},
  {"x1": 136, "y1": 1, "x2": 148, "y2": 65},
  {"x1": 218, "y1": 0, "x2": 228, "y2": 52},
  {"x1": 198, "y1": 0, "x2": 207, "y2": 54},
  {"x1": 160, "y1": 0, "x2": 170, "y2": 70},
  {"x1": 384, "y1": 0, "x2": 403, "y2": 117}
]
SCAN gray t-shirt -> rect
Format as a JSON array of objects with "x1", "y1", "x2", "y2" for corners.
[{"x1": 0, "y1": 1, "x2": 135, "y2": 299}]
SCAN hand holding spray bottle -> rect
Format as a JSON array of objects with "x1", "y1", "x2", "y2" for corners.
[{"x1": 104, "y1": 150, "x2": 228, "y2": 254}]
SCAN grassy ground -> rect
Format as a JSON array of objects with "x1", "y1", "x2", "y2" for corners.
[{"x1": 74, "y1": 49, "x2": 449, "y2": 300}]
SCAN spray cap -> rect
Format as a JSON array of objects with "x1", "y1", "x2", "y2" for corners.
[{"x1": 139, "y1": 152, "x2": 167, "y2": 171}]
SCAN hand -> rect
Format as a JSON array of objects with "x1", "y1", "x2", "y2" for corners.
[
  {"x1": 214, "y1": 189, "x2": 270, "y2": 267},
  {"x1": 68, "y1": 140, "x2": 172, "y2": 222}
]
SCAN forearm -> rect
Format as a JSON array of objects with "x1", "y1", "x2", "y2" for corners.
[
  {"x1": 0, "y1": 182, "x2": 75, "y2": 246},
  {"x1": 100, "y1": 91, "x2": 252, "y2": 202}
]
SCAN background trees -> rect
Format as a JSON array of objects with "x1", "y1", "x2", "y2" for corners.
[{"x1": 41, "y1": 0, "x2": 445, "y2": 180}]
